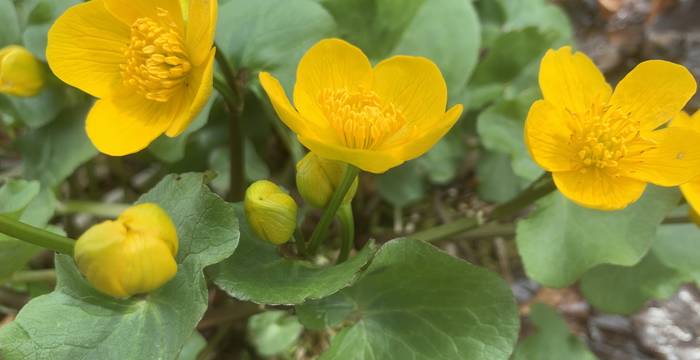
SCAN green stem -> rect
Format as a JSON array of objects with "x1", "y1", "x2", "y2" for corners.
[
  {"x1": 213, "y1": 45, "x2": 246, "y2": 202},
  {"x1": 411, "y1": 173, "x2": 555, "y2": 243},
  {"x1": 57, "y1": 201, "x2": 129, "y2": 218},
  {"x1": 336, "y1": 204, "x2": 354, "y2": 263},
  {"x1": 294, "y1": 229, "x2": 307, "y2": 257},
  {"x1": 0, "y1": 216, "x2": 75, "y2": 255},
  {"x1": 8, "y1": 269, "x2": 56, "y2": 284},
  {"x1": 307, "y1": 166, "x2": 360, "y2": 255}
]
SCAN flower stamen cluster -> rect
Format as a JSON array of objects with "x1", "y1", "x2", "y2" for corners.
[
  {"x1": 121, "y1": 9, "x2": 191, "y2": 102},
  {"x1": 319, "y1": 88, "x2": 405, "y2": 150}
]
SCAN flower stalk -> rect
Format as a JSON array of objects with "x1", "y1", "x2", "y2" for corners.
[
  {"x1": 213, "y1": 45, "x2": 246, "y2": 202},
  {"x1": 0, "y1": 215, "x2": 75, "y2": 255},
  {"x1": 336, "y1": 204, "x2": 354, "y2": 263},
  {"x1": 411, "y1": 173, "x2": 556, "y2": 243},
  {"x1": 307, "y1": 165, "x2": 360, "y2": 255}
]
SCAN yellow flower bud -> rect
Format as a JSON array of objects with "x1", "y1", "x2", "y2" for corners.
[
  {"x1": 0, "y1": 45, "x2": 45, "y2": 97},
  {"x1": 245, "y1": 180, "x2": 298, "y2": 245},
  {"x1": 74, "y1": 203, "x2": 178, "y2": 298},
  {"x1": 296, "y1": 152, "x2": 358, "y2": 208}
]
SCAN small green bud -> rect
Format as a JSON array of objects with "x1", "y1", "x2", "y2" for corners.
[
  {"x1": 296, "y1": 152, "x2": 358, "y2": 208},
  {"x1": 244, "y1": 180, "x2": 298, "y2": 245}
]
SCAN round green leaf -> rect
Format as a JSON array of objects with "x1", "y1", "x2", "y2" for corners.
[
  {"x1": 516, "y1": 187, "x2": 680, "y2": 287},
  {"x1": 247, "y1": 311, "x2": 303, "y2": 357},
  {"x1": 211, "y1": 204, "x2": 375, "y2": 305},
  {"x1": 513, "y1": 304, "x2": 596, "y2": 360},
  {"x1": 298, "y1": 238, "x2": 519, "y2": 360},
  {"x1": 0, "y1": 173, "x2": 240, "y2": 359}
]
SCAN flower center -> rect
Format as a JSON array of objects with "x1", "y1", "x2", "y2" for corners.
[
  {"x1": 570, "y1": 104, "x2": 639, "y2": 172},
  {"x1": 121, "y1": 9, "x2": 191, "y2": 102},
  {"x1": 318, "y1": 88, "x2": 406, "y2": 150}
]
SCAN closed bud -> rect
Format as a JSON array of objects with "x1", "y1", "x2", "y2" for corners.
[
  {"x1": 296, "y1": 152, "x2": 358, "y2": 208},
  {"x1": 245, "y1": 180, "x2": 298, "y2": 245},
  {"x1": 0, "y1": 45, "x2": 45, "y2": 97},
  {"x1": 74, "y1": 203, "x2": 178, "y2": 298}
]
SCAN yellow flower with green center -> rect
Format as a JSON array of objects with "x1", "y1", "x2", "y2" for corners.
[
  {"x1": 670, "y1": 110, "x2": 700, "y2": 215},
  {"x1": 47, "y1": 0, "x2": 217, "y2": 156},
  {"x1": 259, "y1": 38, "x2": 463, "y2": 174},
  {"x1": 526, "y1": 46, "x2": 700, "y2": 210}
]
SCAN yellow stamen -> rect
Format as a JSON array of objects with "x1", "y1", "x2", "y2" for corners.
[
  {"x1": 120, "y1": 9, "x2": 191, "y2": 102},
  {"x1": 318, "y1": 88, "x2": 406, "y2": 150}
]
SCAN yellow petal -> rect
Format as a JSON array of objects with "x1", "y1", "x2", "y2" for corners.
[
  {"x1": 185, "y1": 0, "x2": 216, "y2": 66},
  {"x1": 86, "y1": 97, "x2": 178, "y2": 156},
  {"x1": 670, "y1": 110, "x2": 700, "y2": 134},
  {"x1": 553, "y1": 170, "x2": 646, "y2": 210},
  {"x1": 609, "y1": 60, "x2": 697, "y2": 131},
  {"x1": 165, "y1": 48, "x2": 216, "y2": 137},
  {"x1": 46, "y1": 0, "x2": 130, "y2": 98},
  {"x1": 372, "y1": 55, "x2": 447, "y2": 126},
  {"x1": 104, "y1": 0, "x2": 184, "y2": 31},
  {"x1": 539, "y1": 46, "x2": 612, "y2": 115},
  {"x1": 118, "y1": 203, "x2": 178, "y2": 255},
  {"x1": 619, "y1": 127, "x2": 700, "y2": 186},
  {"x1": 293, "y1": 38, "x2": 372, "y2": 122},
  {"x1": 524, "y1": 100, "x2": 579, "y2": 172},
  {"x1": 260, "y1": 71, "x2": 319, "y2": 136},
  {"x1": 681, "y1": 181, "x2": 700, "y2": 217},
  {"x1": 298, "y1": 135, "x2": 403, "y2": 174},
  {"x1": 382, "y1": 104, "x2": 463, "y2": 160}
]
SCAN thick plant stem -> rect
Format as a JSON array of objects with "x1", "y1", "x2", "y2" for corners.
[
  {"x1": 411, "y1": 173, "x2": 556, "y2": 243},
  {"x1": 336, "y1": 204, "x2": 354, "y2": 263},
  {"x1": 214, "y1": 46, "x2": 245, "y2": 202},
  {"x1": 57, "y1": 201, "x2": 129, "y2": 218},
  {"x1": 307, "y1": 166, "x2": 360, "y2": 255},
  {"x1": 0, "y1": 215, "x2": 75, "y2": 255},
  {"x1": 9, "y1": 269, "x2": 56, "y2": 284}
]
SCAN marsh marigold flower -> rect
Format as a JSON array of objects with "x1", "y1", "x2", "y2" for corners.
[
  {"x1": 47, "y1": 0, "x2": 217, "y2": 156},
  {"x1": 0, "y1": 45, "x2": 45, "y2": 97},
  {"x1": 296, "y1": 152, "x2": 358, "y2": 208},
  {"x1": 525, "y1": 46, "x2": 700, "y2": 210},
  {"x1": 670, "y1": 110, "x2": 700, "y2": 218},
  {"x1": 245, "y1": 180, "x2": 298, "y2": 245},
  {"x1": 259, "y1": 39, "x2": 463, "y2": 174},
  {"x1": 74, "y1": 203, "x2": 178, "y2": 298}
]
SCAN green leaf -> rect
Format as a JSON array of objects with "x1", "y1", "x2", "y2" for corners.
[
  {"x1": 653, "y1": 223, "x2": 700, "y2": 282},
  {"x1": 211, "y1": 204, "x2": 375, "y2": 305},
  {"x1": 476, "y1": 151, "x2": 525, "y2": 203},
  {"x1": 298, "y1": 238, "x2": 519, "y2": 360},
  {"x1": 476, "y1": 91, "x2": 542, "y2": 181},
  {"x1": 580, "y1": 222, "x2": 700, "y2": 314},
  {"x1": 470, "y1": 28, "x2": 550, "y2": 86},
  {"x1": 513, "y1": 304, "x2": 597, "y2": 360},
  {"x1": 0, "y1": 0, "x2": 20, "y2": 46},
  {"x1": 516, "y1": 187, "x2": 680, "y2": 287},
  {"x1": 0, "y1": 173, "x2": 240, "y2": 359},
  {"x1": 247, "y1": 310, "x2": 303, "y2": 357},
  {"x1": 319, "y1": 0, "x2": 480, "y2": 96},
  {"x1": 416, "y1": 136, "x2": 461, "y2": 185},
  {"x1": 20, "y1": 0, "x2": 82, "y2": 60},
  {"x1": 17, "y1": 104, "x2": 97, "y2": 187},
  {"x1": 177, "y1": 332, "x2": 207, "y2": 360},
  {"x1": 3, "y1": 81, "x2": 71, "y2": 128},
  {"x1": 501, "y1": 0, "x2": 572, "y2": 43},
  {"x1": 0, "y1": 179, "x2": 40, "y2": 215},
  {"x1": 149, "y1": 97, "x2": 215, "y2": 163},
  {"x1": 377, "y1": 161, "x2": 426, "y2": 208},
  {"x1": 217, "y1": 0, "x2": 336, "y2": 91},
  {"x1": 580, "y1": 251, "x2": 687, "y2": 315},
  {"x1": 0, "y1": 186, "x2": 57, "y2": 281},
  {"x1": 208, "y1": 141, "x2": 270, "y2": 195}
]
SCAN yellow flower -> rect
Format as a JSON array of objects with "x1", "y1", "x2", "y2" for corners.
[
  {"x1": 244, "y1": 180, "x2": 298, "y2": 245},
  {"x1": 525, "y1": 46, "x2": 700, "y2": 210},
  {"x1": 259, "y1": 38, "x2": 463, "y2": 174},
  {"x1": 670, "y1": 110, "x2": 700, "y2": 216},
  {"x1": 296, "y1": 152, "x2": 358, "y2": 208},
  {"x1": 0, "y1": 45, "x2": 45, "y2": 97},
  {"x1": 47, "y1": 0, "x2": 217, "y2": 156},
  {"x1": 74, "y1": 203, "x2": 178, "y2": 298}
]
